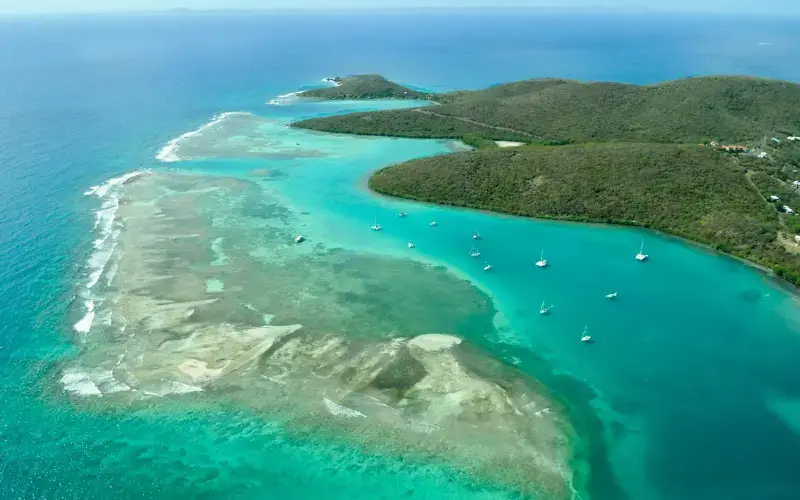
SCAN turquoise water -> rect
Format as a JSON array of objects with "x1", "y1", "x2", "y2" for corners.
[{"x1": 4, "y1": 11, "x2": 800, "y2": 500}]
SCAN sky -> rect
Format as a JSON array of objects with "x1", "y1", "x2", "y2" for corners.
[{"x1": 0, "y1": 0, "x2": 797, "y2": 14}]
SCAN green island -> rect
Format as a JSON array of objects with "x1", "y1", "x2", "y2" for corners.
[
  {"x1": 293, "y1": 75, "x2": 800, "y2": 285},
  {"x1": 302, "y1": 74, "x2": 429, "y2": 100}
]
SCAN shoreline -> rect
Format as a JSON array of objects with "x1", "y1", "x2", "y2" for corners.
[{"x1": 365, "y1": 176, "x2": 796, "y2": 293}]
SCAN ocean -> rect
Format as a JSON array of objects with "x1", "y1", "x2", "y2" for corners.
[{"x1": 2, "y1": 10, "x2": 800, "y2": 500}]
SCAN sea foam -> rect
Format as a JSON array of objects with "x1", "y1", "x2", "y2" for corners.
[
  {"x1": 155, "y1": 111, "x2": 251, "y2": 162},
  {"x1": 267, "y1": 90, "x2": 305, "y2": 106},
  {"x1": 75, "y1": 169, "x2": 149, "y2": 333}
]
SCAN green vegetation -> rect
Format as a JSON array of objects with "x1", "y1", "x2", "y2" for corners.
[
  {"x1": 296, "y1": 76, "x2": 800, "y2": 144},
  {"x1": 301, "y1": 75, "x2": 428, "y2": 100},
  {"x1": 293, "y1": 74, "x2": 800, "y2": 286}
]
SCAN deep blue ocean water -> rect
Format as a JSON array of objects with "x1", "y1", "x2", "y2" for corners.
[{"x1": 3, "y1": 10, "x2": 800, "y2": 500}]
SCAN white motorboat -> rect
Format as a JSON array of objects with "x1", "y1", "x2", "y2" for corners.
[
  {"x1": 408, "y1": 242, "x2": 415, "y2": 248},
  {"x1": 580, "y1": 325, "x2": 592, "y2": 343},
  {"x1": 429, "y1": 219, "x2": 438, "y2": 227},
  {"x1": 635, "y1": 240, "x2": 648, "y2": 261},
  {"x1": 483, "y1": 263, "x2": 493, "y2": 272},
  {"x1": 398, "y1": 212, "x2": 407, "y2": 218},
  {"x1": 295, "y1": 235, "x2": 305, "y2": 243},
  {"x1": 605, "y1": 292, "x2": 617, "y2": 299},
  {"x1": 472, "y1": 229, "x2": 481, "y2": 240},
  {"x1": 536, "y1": 250, "x2": 548, "y2": 268}
]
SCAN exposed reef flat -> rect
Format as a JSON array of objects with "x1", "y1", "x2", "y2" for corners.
[{"x1": 64, "y1": 172, "x2": 577, "y2": 498}]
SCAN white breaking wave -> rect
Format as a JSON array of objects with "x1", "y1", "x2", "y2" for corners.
[
  {"x1": 155, "y1": 111, "x2": 251, "y2": 162},
  {"x1": 267, "y1": 90, "x2": 305, "y2": 106},
  {"x1": 75, "y1": 169, "x2": 149, "y2": 334},
  {"x1": 73, "y1": 300, "x2": 95, "y2": 334},
  {"x1": 323, "y1": 397, "x2": 367, "y2": 419}
]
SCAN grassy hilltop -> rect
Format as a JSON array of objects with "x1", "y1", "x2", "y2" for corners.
[
  {"x1": 301, "y1": 74, "x2": 428, "y2": 100},
  {"x1": 294, "y1": 75, "x2": 800, "y2": 285}
]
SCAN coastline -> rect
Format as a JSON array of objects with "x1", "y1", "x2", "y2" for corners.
[{"x1": 365, "y1": 173, "x2": 794, "y2": 292}]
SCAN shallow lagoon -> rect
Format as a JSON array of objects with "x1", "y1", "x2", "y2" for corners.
[{"x1": 65, "y1": 95, "x2": 800, "y2": 499}]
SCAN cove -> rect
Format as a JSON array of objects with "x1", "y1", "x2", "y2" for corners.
[{"x1": 69, "y1": 93, "x2": 800, "y2": 500}]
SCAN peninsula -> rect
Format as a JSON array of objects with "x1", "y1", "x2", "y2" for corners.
[{"x1": 293, "y1": 75, "x2": 800, "y2": 286}]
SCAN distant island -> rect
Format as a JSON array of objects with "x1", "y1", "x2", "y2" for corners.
[
  {"x1": 302, "y1": 74, "x2": 429, "y2": 100},
  {"x1": 293, "y1": 75, "x2": 800, "y2": 286}
]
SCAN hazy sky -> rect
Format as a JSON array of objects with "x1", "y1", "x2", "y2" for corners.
[{"x1": 0, "y1": 0, "x2": 797, "y2": 14}]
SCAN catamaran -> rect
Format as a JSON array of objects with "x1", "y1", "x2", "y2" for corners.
[
  {"x1": 539, "y1": 301, "x2": 552, "y2": 315},
  {"x1": 483, "y1": 263, "x2": 493, "y2": 272},
  {"x1": 605, "y1": 292, "x2": 617, "y2": 299},
  {"x1": 536, "y1": 250, "x2": 548, "y2": 268},
  {"x1": 469, "y1": 245, "x2": 481, "y2": 258},
  {"x1": 370, "y1": 217, "x2": 382, "y2": 231},
  {"x1": 635, "y1": 240, "x2": 648, "y2": 261},
  {"x1": 580, "y1": 325, "x2": 592, "y2": 343}
]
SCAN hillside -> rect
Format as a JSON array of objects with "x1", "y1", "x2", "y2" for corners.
[
  {"x1": 296, "y1": 76, "x2": 800, "y2": 144},
  {"x1": 369, "y1": 143, "x2": 800, "y2": 283},
  {"x1": 301, "y1": 74, "x2": 428, "y2": 100},
  {"x1": 293, "y1": 74, "x2": 800, "y2": 285}
]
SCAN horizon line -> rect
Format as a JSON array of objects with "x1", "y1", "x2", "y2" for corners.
[{"x1": 1, "y1": 6, "x2": 798, "y2": 17}]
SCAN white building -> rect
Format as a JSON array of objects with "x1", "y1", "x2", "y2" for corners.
[
  {"x1": 795, "y1": 234, "x2": 800, "y2": 244},
  {"x1": 770, "y1": 195, "x2": 781, "y2": 202}
]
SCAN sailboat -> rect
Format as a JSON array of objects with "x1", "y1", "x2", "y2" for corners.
[
  {"x1": 294, "y1": 235, "x2": 305, "y2": 244},
  {"x1": 580, "y1": 325, "x2": 592, "y2": 343},
  {"x1": 398, "y1": 211, "x2": 407, "y2": 218},
  {"x1": 469, "y1": 245, "x2": 481, "y2": 258},
  {"x1": 429, "y1": 218, "x2": 438, "y2": 227},
  {"x1": 635, "y1": 240, "x2": 648, "y2": 261},
  {"x1": 472, "y1": 229, "x2": 481, "y2": 240},
  {"x1": 408, "y1": 242, "x2": 415, "y2": 249},
  {"x1": 536, "y1": 250, "x2": 548, "y2": 268},
  {"x1": 483, "y1": 262, "x2": 493, "y2": 272},
  {"x1": 539, "y1": 301, "x2": 552, "y2": 315},
  {"x1": 605, "y1": 292, "x2": 617, "y2": 299},
  {"x1": 370, "y1": 217, "x2": 382, "y2": 231}
]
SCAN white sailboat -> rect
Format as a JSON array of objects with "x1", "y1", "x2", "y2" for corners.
[
  {"x1": 605, "y1": 292, "x2": 617, "y2": 299},
  {"x1": 483, "y1": 262, "x2": 493, "y2": 272},
  {"x1": 472, "y1": 229, "x2": 481, "y2": 240},
  {"x1": 429, "y1": 218, "x2": 438, "y2": 227},
  {"x1": 536, "y1": 250, "x2": 548, "y2": 268},
  {"x1": 469, "y1": 245, "x2": 481, "y2": 258},
  {"x1": 294, "y1": 235, "x2": 305, "y2": 244},
  {"x1": 408, "y1": 242, "x2": 415, "y2": 249},
  {"x1": 370, "y1": 217, "x2": 382, "y2": 231},
  {"x1": 635, "y1": 240, "x2": 648, "y2": 261},
  {"x1": 539, "y1": 301, "x2": 552, "y2": 315},
  {"x1": 398, "y1": 211, "x2": 407, "y2": 218},
  {"x1": 580, "y1": 325, "x2": 592, "y2": 343}
]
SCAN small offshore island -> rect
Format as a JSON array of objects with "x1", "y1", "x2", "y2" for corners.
[{"x1": 295, "y1": 74, "x2": 800, "y2": 286}]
